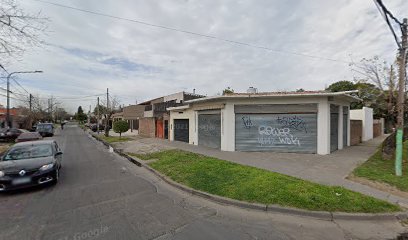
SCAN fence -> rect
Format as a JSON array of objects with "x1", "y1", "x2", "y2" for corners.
[{"x1": 350, "y1": 120, "x2": 362, "y2": 145}]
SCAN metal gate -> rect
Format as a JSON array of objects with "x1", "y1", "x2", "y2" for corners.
[
  {"x1": 330, "y1": 105, "x2": 339, "y2": 152},
  {"x1": 174, "y1": 119, "x2": 189, "y2": 143},
  {"x1": 343, "y1": 106, "x2": 348, "y2": 147},
  {"x1": 198, "y1": 111, "x2": 221, "y2": 149},
  {"x1": 234, "y1": 104, "x2": 318, "y2": 153}
]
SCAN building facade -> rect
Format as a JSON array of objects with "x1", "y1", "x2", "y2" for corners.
[{"x1": 168, "y1": 91, "x2": 359, "y2": 155}]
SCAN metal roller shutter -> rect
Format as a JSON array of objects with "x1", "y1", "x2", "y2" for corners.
[
  {"x1": 235, "y1": 113, "x2": 317, "y2": 153},
  {"x1": 198, "y1": 113, "x2": 221, "y2": 149},
  {"x1": 330, "y1": 105, "x2": 339, "y2": 152},
  {"x1": 174, "y1": 119, "x2": 189, "y2": 143}
]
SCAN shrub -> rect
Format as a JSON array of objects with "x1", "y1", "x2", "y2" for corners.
[{"x1": 113, "y1": 120, "x2": 129, "y2": 138}]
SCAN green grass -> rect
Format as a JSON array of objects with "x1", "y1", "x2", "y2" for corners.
[
  {"x1": 353, "y1": 141, "x2": 408, "y2": 192},
  {"x1": 148, "y1": 150, "x2": 400, "y2": 213},
  {"x1": 97, "y1": 135, "x2": 131, "y2": 143}
]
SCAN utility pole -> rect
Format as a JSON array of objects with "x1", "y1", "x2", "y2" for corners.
[
  {"x1": 395, "y1": 18, "x2": 407, "y2": 176},
  {"x1": 97, "y1": 97, "x2": 100, "y2": 134},
  {"x1": 29, "y1": 94, "x2": 33, "y2": 112},
  {"x1": 29, "y1": 94, "x2": 33, "y2": 130},
  {"x1": 105, "y1": 88, "x2": 109, "y2": 136}
]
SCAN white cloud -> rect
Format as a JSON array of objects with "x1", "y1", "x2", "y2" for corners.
[{"x1": 2, "y1": 0, "x2": 406, "y2": 112}]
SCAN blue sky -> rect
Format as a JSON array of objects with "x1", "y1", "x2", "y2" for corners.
[{"x1": 2, "y1": 0, "x2": 407, "y2": 113}]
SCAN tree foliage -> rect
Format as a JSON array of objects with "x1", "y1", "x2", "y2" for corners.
[
  {"x1": 113, "y1": 120, "x2": 129, "y2": 138},
  {"x1": 75, "y1": 106, "x2": 87, "y2": 122},
  {"x1": 326, "y1": 80, "x2": 356, "y2": 92},
  {"x1": 222, "y1": 87, "x2": 234, "y2": 95}
]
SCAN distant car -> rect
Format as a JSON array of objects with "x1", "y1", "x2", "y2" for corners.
[
  {"x1": 16, "y1": 132, "x2": 43, "y2": 143},
  {"x1": 0, "y1": 128, "x2": 27, "y2": 142},
  {"x1": 0, "y1": 140, "x2": 63, "y2": 191},
  {"x1": 91, "y1": 124, "x2": 107, "y2": 132},
  {"x1": 36, "y1": 123, "x2": 54, "y2": 137}
]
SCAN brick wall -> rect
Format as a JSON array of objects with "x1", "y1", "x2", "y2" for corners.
[
  {"x1": 139, "y1": 117, "x2": 155, "y2": 138},
  {"x1": 350, "y1": 120, "x2": 362, "y2": 145}
]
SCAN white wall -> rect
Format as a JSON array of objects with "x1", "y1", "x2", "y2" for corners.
[
  {"x1": 221, "y1": 103, "x2": 235, "y2": 151},
  {"x1": 164, "y1": 92, "x2": 184, "y2": 103},
  {"x1": 350, "y1": 107, "x2": 373, "y2": 141},
  {"x1": 169, "y1": 109, "x2": 197, "y2": 145}
]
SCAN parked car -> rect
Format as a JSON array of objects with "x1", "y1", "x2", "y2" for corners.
[
  {"x1": 0, "y1": 128, "x2": 27, "y2": 142},
  {"x1": 0, "y1": 140, "x2": 63, "y2": 191},
  {"x1": 16, "y1": 132, "x2": 43, "y2": 143},
  {"x1": 36, "y1": 123, "x2": 54, "y2": 137},
  {"x1": 91, "y1": 124, "x2": 109, "y2": 132}
]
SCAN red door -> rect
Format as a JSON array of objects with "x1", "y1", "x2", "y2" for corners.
[{"x1": 156, "y1": 120, "x2": 164, "y2": 138}]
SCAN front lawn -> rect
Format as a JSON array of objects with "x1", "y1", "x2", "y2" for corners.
[
  {"x1": 97, "y1": 135, "x2": 132, "y2": 143},
  {"x1": 352, "y1": 141, "x2": 408, "y2": 192},
  {"x1": 144, "y1": 150, "x2": 400, "y2": 213}
]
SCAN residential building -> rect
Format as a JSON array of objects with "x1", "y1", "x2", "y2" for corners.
[{"x1": 168, "y1": 89, "x2": 359, "y2": 155}]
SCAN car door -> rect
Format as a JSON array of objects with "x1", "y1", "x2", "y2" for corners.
[{"x1": 53, "y1": 142, "x2": 62, "y2": 167}]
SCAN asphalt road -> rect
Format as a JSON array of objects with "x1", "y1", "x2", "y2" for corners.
[{"x1": 0, "y1": 124, "x2": 405, "y2": 240}]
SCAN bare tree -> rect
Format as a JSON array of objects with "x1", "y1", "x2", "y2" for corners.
[
  {"x1": 101, "y1": 96, "x2": 120, "y2": 137},
  {"x1": 350, "y1": 56, "x2": 398, "y2": 129},
  {"x1": 0, "y1": 0, "x2": 48, "y2": 67}
]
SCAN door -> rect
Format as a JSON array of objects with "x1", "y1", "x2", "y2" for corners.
[
  {"x1": 343, "y1": 106, "x2": 348, "y2": 147},
  {"x1": 174, "y1": 119, "x2": 189, "y2": 143},
  {"x1": 330, "y1": 105, "x2": 339, "y2": 152},
  {"x1": 235, "y1": 113, "x2": 317, "y2": 153},
  {"x1": 198, "y1": 113, "x2": 221, "y2": 149},
  {"x1": 156, "y1": 119, "x2": 163, "y2": 138},
  {"x1": 164, "y1": 120, "x2": 169, "y2": 139}
]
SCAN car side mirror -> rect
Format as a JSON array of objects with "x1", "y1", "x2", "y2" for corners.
[{"x1": 55, "y1": 151, "x2": 63, "y2": 156}]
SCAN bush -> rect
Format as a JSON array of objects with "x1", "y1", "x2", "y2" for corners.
[{"x1": 113, "y1": 120, "x2": 129, "y2": 138}]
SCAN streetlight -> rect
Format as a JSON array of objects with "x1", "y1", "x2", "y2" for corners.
[{"x1": 6, "y1": 70, "x2": 43, "y2": 128}]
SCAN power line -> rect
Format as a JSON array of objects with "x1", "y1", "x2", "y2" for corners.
[
  {"x1": 33, "y1": 0, "x2": 351, "y2": 64},
  {"x1": 374, "y1": 0, "x2": 403, "y2": 49}
]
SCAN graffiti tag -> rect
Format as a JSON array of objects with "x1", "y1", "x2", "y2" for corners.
[
  {"x1": 241, "y1": 116, "x2": 253, "y2": 129},
  {"x1": 276, "y1": 116, "x2": 308, "y2": 133}
]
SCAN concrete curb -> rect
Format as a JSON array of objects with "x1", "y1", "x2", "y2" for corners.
[{"x1": 89, "y1": 133, "x2": 408, "y2": 222}]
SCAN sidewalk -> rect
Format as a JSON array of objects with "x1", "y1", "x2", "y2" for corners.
[{"x1": 117, "y1": 136, "x2": 408, "y2": 207}]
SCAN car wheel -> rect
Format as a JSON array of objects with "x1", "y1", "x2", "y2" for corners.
[{"x1": 53, "y1": 168, "x2": 59, "y2": 185}]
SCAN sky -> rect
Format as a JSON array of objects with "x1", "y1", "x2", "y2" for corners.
[{"x1": 2, "y1": 0, "x2": 407, "y2": 113}]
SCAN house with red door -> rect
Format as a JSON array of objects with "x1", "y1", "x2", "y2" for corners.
[{"x1": 137, "y1": 91, "x2": 204, "y2": 139}]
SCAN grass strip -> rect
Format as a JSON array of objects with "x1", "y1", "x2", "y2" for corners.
[
  {"x1": 147, "y1": 149, "x2": 400, "y2": 213},
  {"x1": 353, "y1": 141, "x2": 408, "y2": 192}
]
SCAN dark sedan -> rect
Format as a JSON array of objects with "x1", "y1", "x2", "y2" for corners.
[
  {"x1": 0, "y1": 140, "x2": 63, "y2": 191},
  {"x1": 36, "y1": 123, "x2": 54, "y2": 137},
  {"x1": 0, "y1": 128, "x2": 27, "y2": 142}
]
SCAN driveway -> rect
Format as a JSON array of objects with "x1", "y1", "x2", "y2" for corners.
[{"x1": 118, "y1": 135, "x2": 408, "y2": 207}]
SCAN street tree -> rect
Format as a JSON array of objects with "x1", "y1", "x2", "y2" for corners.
[
  {"x1": 100, "y1": 96, "x2": 120, "y2": 137},
  {"x1": 75, "y1": 106, "x2": 87, "y2": 122},
  {"x1": 113, "y1": 120, "x2": 129, "y2": 138},
  {"x1": 0, "y1": 0, "x2": 48, "y2": 68}
]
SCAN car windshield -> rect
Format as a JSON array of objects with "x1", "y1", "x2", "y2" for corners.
[
  {"x1": 37, "y1": 124, "x2": 53, "y2": 130},
  {"x1": 3, "y1": 144, "x2": 53, "y2": 161}
]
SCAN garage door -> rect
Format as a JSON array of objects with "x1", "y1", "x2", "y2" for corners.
[
  {"x1": 330, "y1": 105, "x2": 339, "y2": 152},
  {"x1": 174, "y1": 119, "x2": 189, "y2": 143},
  {"x1": 343, "y1": 106, "x2": 348, "y2": 147},
  {"x1": 198, "y1": 112, "x2": 221, "y2": 149},
  {"x1": 235, "y1": 104, "x2": 317, "y2": 153}
]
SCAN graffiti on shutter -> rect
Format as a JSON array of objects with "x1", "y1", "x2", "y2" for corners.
[
  {"x1": 235, "y1": 113, "x2": 317, "y2": 153},
  {"x1": 198, "y1": 114, "x2": 221, "y2": 149}
]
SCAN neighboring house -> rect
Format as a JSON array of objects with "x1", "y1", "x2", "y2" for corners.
[
  {"x1": 350, "y1": 107, "x2": 384, "y2": 143},
  {"x1": 0, "y1": 106, "x2": 27, "y2": 128},
  {"x1": 122, "y1": 104, "x2": 146, "y2": 131},
  {"x1": 168, "y1": 89, "x2": 359, "y2": 155},
  {"x1": 138, "y1": 91, "x2": 205, "y2": 138},
  {"x1": 112, "y1": 112, "x2": 124, "y2": 122}
]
